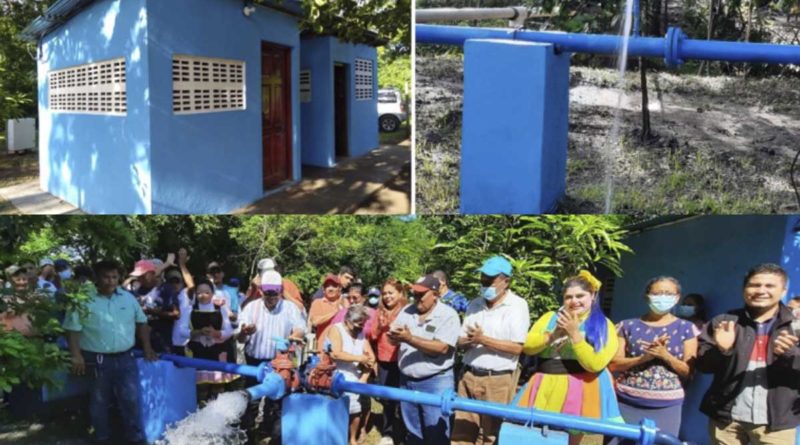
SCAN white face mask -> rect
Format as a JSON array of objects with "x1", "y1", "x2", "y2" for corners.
[
  {"x1": 59, "y1": 269, "x2": 73, "y2": 280},
  {"x1": 648, "y1": 294, "x2": 678, "y2": 314}
]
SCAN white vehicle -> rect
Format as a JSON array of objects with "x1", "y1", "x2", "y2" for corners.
[{"x1": 378, "y1": 88, "x2": 407, "y2": 132}]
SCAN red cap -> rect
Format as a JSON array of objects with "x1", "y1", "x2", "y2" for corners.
[
  {"x1": 130, "y1": 260, "x2": 156, "y2": 277},
  {"x1": 322, "y1": 273, "x2": 341, "y2": 287}
]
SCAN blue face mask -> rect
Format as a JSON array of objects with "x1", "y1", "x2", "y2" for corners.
[
  {"x1": 59, "y1": 269, "x2": 73, "y2": 280},
  {"x1": 648, "y1": 294, "x2": 678, "y2": 315},
  {"x1": 480, "y1": 286, "x2": 498, "y2": 301},
  {"x1": 674, "y1": 305, "x2": 696, "y2": 318}
]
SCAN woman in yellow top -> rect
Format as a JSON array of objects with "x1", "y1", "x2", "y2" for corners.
[{"x1": 517, "y1": 271, "x2": 622, "y2": 444}]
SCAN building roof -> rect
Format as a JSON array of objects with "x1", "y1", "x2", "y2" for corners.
[{"x1": 20, "y1": 0, "x2": 304, "y2": 42}]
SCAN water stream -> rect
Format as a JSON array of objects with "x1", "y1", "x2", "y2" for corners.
[
  {"x1": 603, "y1": 0, "x2": 635, "y2": 213},
  {"x1": 157, "y1": 391, "x2": 250, "y2": 445}
]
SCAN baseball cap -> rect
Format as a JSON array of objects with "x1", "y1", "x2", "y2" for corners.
[
  {"x1": 477, "y1": 256, "x2": 512, "y2": 277},
  {"x1": 410, "y1": 275, "x2": 441, "y2": 294},
  {"x1": 257, "y1": 258, "x2": 276, "y2": 272},
  {"x1": 5, "y1": 265, "x2": 25, "y2": 277},
  {"x1": 367, "y1": 287, "x2": 381, "y2": 297},
  {"x1": 261, "y1": 270, "x2": 283, "y2": 293},
  {"x1": 130, "y1": 260, "x2": 156, "y2": 277},
  {"x1": 206, "y1": 261, "x2": 222, "y2": 272},
  {"x1": 322, "y1": 273, "x2": 341, "y2": 287},
  {"x1": 39, "y1": 258, "x2": 55, "y2": 268},
  {"x1": 54, "y1": 259, "x2": 70, "y2": 270}
]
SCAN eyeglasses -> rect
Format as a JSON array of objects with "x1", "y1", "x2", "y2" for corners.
[
  {"x1": 208, "y1": 268, "x2": 223, "y2": 275},
  {"x1": 264, "y1": 291, "x2": 280, "y2": 297}
]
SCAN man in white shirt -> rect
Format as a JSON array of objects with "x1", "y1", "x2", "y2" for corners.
[
  {"x1": 237, "y1": 269, "x2": 305, "y2": 445},
  {"x1": 451, "y1": 255, "x2": 530, "y2": 445},
  {"x1": 237, "y1": 269, "x2": 305, "y2": 367}
]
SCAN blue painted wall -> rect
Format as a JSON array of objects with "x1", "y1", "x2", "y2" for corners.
[
  {"x1": 147, "y1": 0, "x2": 301, "y2": 213},
  {"x1": 38, "y1": 0, "x2": 152, "y2": 213},
  {"x1": 300, "y1": 36, "x2": 378, "y2": 168},
  {"x1": 300, "y1": 37, "x2": 334, "y2": 167},
  {"x1": 38, "y1": 0, "x2": 302, "y2": 214},
  {"x1": 609, "y1": 216, "x2": 788, "y2": 445}
]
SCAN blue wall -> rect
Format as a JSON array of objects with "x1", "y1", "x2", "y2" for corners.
[
  {"x1": 300, "y1": 36, "x2": 378, "y2": 168},
  {"x1": 609, "y1": 216, "x2": 788, "y2": 445},
  {"x1": 38, "y1": 0, "x2": 152, "y2": 213},
  {"x1": 147, "y1": 0, "x2": 301, "y2": 213}
]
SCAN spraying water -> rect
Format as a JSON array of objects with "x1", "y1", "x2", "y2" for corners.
[
  {"x1": 603, "y1": 0, "x2": 635, "y2": 214},
  {"x1": 157, "y1": 391, "x2": 250, "y2": 445}
]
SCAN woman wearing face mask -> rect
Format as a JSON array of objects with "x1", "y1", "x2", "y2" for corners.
[
  {"x1": 366, "y1": 278, "x2": 408, "y2": 445},
  {"x1": 609, "y1": 276, "x2": 699, "y2": 441},
  {"x1": 674, "y1": 293, "x2": 708, "y2": 330},
  {"x1": 518, "y1": 271, "x2": 622, "y2": 445},
  {"x1": 328, "y1": 305, "x2": 377, "y2": 445}
]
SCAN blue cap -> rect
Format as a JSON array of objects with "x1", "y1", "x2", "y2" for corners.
[
  {"x1": 477, "y1": 256, "x2": 512, "y2": 277},
  {"x1": 54, "y1": 259, "x2": 70, "y2": 269}
]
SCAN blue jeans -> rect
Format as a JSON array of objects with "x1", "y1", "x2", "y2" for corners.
[
  {"x1": 83, "y1": 350, "x2": 144, "y2": 442},
  {"x1": 400, "y1": 369, "x2": 454, "y2": 445}
]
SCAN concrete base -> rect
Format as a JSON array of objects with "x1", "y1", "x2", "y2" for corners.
[
  {"x1": 282, "y1": 393, "x2": 349, "y2": 445},
  {"x1": 460, "y1": 39, "x2": 570, "y2": 214}
]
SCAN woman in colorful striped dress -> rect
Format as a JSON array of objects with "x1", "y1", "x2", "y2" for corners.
[{"x1": 517, "y1": 271, "x2": 622, "y2": 445}]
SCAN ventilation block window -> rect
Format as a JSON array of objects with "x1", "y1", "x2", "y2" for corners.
[
  {"x1": 172, "y1": 55, "x2": 246, "y2": 114},
  {"x1": 48, "y1": 58, "x2": 127, "y2": 115},
  {"x1": 354, "y1": 58, "x2": 373, "y2": 101},
  {"x1": 300, "y1": 70, "x2": 311, "y2": 103}
]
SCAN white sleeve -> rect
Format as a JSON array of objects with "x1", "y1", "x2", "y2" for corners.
[
  {"x1": 177, "y1": 302, "x2": 192, "y2": 340},
  {"x1": 219, "y1": 306, "x2": 233, "y2": 341},
  {"x1": 290, "y1": 304, "x2": 306, "y2": 334},
  {"x1": 509, "y1": 299, "x2": 531, "y2": 343}
]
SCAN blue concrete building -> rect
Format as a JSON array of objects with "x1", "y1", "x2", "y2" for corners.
[
  {"x1": 22, "y1": 0, "x2": 380, "y2": 214},
  {"x1": 605, "y1": 215, "x2": 800, "y2": 445}
]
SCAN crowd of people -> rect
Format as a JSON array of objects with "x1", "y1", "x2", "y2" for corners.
[{"x1": 2, "y1": 252, "x2": 800, "y2": 445}]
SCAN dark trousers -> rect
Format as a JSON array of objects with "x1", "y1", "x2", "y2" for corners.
[
  {"x1": 82, "y1": 350, "x2": 144, "y2": 442},
  {"x1": 378, "y1": 361, "x2": 406, "y2": 444}
]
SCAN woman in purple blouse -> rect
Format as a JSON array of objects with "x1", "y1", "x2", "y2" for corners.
[{"x1": 609, "y1": 276, "x2": 700, "y2": 440}]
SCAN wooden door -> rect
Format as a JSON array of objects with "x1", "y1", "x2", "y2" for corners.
[{"x1": 261, "y1": 42, "x2": 292, "y2": 190}]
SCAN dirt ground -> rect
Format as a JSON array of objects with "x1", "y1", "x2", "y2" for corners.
[{"x1": 415, "y1": 54, "x2": 800, "y2": 216}]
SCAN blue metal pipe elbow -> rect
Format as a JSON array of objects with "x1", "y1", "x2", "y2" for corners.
[
  {"x1": 245, "y1": 372, "x2": 286, "y2": 401},
  {"x1": 415, "y1": 24, "x2": 800, "y2": 67}
]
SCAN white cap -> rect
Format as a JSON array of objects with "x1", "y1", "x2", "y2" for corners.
[
  {"x1": 260, "y1": 270, "x2": 282, "y2": 292},
  {"x1": 257, "y1": 258, "x2": 276, "y2": 272},
  {"x1": 39, "y1": 258, "x2": 55, "y2": 267}
]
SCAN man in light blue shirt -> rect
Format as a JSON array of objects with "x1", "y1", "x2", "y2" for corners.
[{"x1": 63, "y1": 260, "x2": 156, "y2": 445}]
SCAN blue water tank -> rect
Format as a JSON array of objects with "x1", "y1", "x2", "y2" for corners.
[
  {"x1": 282, "y1": 393, "x2": 349, "y2": 445},
  {"x1": 136, "y1": 358, "x2": 197, "y2": 443}
]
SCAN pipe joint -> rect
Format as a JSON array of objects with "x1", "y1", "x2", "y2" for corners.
[
  {"x1": 440, "y1": 388, "x2": 456, "y2": 416},
  {"x1": 639, "y1": 418, "x2": 658, "y2": 445},
  {"x1": 664, "y1": 27, "x2": 686, "y2": 69}
]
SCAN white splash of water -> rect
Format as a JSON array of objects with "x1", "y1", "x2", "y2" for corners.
[
  {"x1": 157, "y1": 391, "x2": 249, "y2": 445},
  {"x1": 604, "y1": 0, "x2": 635, "y2": 214}
]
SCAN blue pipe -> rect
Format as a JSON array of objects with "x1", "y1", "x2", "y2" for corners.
[
  {"x1": 416, "y1": 24, "x2": 800, "y2": 67},
  {"x1": 331, "y1": 374, "x2": 681, "y2": 445},
  {"x1": 133, "y1": 351, "x2": 271, "y2": 383}
]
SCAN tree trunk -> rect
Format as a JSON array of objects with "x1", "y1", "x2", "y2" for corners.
[
  {"x1": 698, "y1": 0, "x2": 716, "y2": 75},
  {"x1": 640, "y1": 58, "x2": 651, "y2": 141}
]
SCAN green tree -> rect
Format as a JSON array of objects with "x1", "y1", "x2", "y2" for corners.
[{"x1": 421, "y1": 215, "x2": 633, "y2": 322}]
